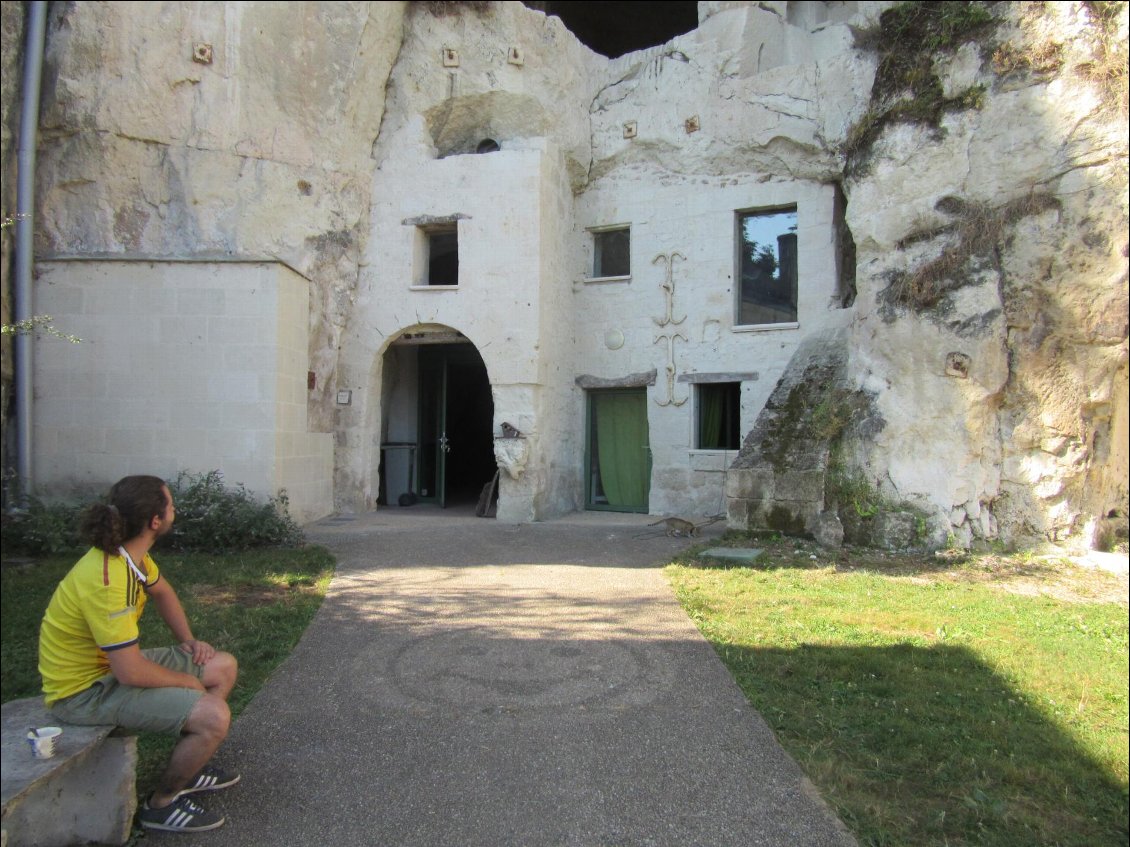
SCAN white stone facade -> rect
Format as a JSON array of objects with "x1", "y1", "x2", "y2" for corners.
[
  {"x1": 31, "y1": 260, "x2": 333, "y2": 523},
  {"x1": 3, "y1": 1, "x2": 1125, "y2": 545},
  {"x1": 332, "y1": 2, "x2": 860, "y2": 523}
]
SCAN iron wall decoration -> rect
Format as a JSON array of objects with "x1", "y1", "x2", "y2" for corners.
[
  {"x1": 654, "y1": 332, "x2": 688, "y2": 406},
  {"x1": 652, "y1": 251, "x2": 686, "y2": 327},
  {"x1": 652, "y1": 251, "x2": 688, "y2": 406}
]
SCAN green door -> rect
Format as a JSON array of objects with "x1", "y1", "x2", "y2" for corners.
[{"x1": 586, "y1": 389, "x2": 651, "y2": 512}]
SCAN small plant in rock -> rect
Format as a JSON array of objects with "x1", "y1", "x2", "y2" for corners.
[
  {"x1": 826, "y1": 462, "x2": 884, "y2": 519},
  {"x1": 845, "y1": 1, "x2": 998, "y2": 174},
  {"x1": 1080, "y1": 0, "x2": 1129, "y2": 115},
  {"x1": 884, "y1": 192, "x2": 1061, "y2": 312},
  {"x1": 418, "y1": 0, "x2": 492, "y2": 16},
  {"x1": 810, "y1": 389, "x2": 870, "y2": 441}
]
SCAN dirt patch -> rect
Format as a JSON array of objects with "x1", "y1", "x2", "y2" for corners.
[{"x1": 190, "y1": 583, "x2": 320, "y2": 608}]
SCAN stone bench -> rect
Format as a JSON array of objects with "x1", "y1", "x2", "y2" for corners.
[{"x1": 1, "y1": 697, "x2": 136, "y2": 847}]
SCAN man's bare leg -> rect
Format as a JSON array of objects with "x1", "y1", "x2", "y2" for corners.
[
  {"x1": 201, "y1": 650, "x2": 238, "y2": 700},
  {"x1": 148, "y1": 651, "x2": 238, "y2": 808}
]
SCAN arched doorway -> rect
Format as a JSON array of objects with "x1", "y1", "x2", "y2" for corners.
[{"x1": 379, "y1": 328, "x2": 496, "y2": 511}]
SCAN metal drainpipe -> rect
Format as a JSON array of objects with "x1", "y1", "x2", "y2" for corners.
[{"x1": 14, "y1": 0, "x2": 48, "y2": 499}]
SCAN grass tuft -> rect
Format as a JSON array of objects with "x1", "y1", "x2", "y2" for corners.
[
  {"x1": 845, "y1": 1, "x2": 998, "y2": 175},
  {"x1": 884, "y1": 192, "x2": 1061, "y2": 312}
]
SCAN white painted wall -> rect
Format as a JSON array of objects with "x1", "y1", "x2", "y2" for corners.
[
  {"x1": 336, "y1": 142, "x2": 553, "y2": 518},
  {"x1": 572, "y1": 175, "x2": 851, "y2": 516},
  {"x1": 336, "y1": 145, "x2": 852, "y2": 520},
  {"x1": 32, "y1": 260, "x2": 333, "y2": 523}
]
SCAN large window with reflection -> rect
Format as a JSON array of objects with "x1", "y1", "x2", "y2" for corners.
[{"x1": 736, "y1": 207, "x2": 798, "y2": 326}]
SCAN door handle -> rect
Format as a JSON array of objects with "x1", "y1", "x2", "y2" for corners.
[{"x1": 439, "y1": 433, "x2": 451, "y2": 453}]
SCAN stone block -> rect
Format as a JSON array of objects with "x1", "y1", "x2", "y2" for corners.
[
  {"x1": 725, "y1": 469, "x2": 775, "y2": 501},
  {"x1": 811, "y1": 510, "x2": 844, "y2": 548},
  {"x1": 738, "y1": 497, "x2": 819, "y2": 538},
  {"x1": 873, "y1": 511, "x2": 919, "y2": 551},
  {"x1": 775, "y1": 469, "x2": 826, "y2": 503},
  {"x1": 1, "y1": 698, "x2": 137, "y2": 847},
  {"x1": 726, "y1": 498, "x2": 753, "y2": 529},
  {"x1": 763, "y1": 501, "x2": 811, "y2": 536},
  {"x1": 839, "y1": 507, "x2": 872, "y2": 547}
]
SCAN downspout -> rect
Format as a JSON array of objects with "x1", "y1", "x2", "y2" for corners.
[{"x1": 14, "y1": 0, "x2": 48, "y2": 498}]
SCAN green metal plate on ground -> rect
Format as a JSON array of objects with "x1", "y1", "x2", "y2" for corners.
[{"x1": 700, "y1": 548, "x2": 763, "y2": 562}]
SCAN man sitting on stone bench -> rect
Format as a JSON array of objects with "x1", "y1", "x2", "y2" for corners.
[{"x1": 38, "y1": 475, "x2": 240, "y2": 833}]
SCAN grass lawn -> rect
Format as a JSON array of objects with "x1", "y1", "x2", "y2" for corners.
[
  {"x1": 1, "y1": 546, "x2": 335, "y2": 795},
  {"x1": 666, "y1": 535, "x2": 1129, "y2": 847},
  {"x1": 4, "y1": 533, "x2": 1126, "y2": 846}
]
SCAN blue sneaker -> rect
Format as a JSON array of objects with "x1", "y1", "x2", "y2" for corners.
[
  {"x1": 139, "y1": 795, "x2": 225, "y2": 832},
  {"x1": 177, "y1": 764, "x2": 241, "y2": 797}
]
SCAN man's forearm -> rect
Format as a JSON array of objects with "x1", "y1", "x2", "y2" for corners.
[
  {"x1": 150, "y1": 584, "x2": 195, "y2": 643},
  {"x1": 108, "y1": 648, "x2": 204, "y2": 690}
]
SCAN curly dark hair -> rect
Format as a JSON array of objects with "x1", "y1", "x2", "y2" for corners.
[{"x1": 81, "y1": 475, "x2": 169, "y2": 552}]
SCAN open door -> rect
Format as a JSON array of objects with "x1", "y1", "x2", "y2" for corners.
[
  {"x1": 585, "y1": 389, "x2": 651, "y2": 512},
  {"x1": 417, "y1": 352, "x2": 448, "y2": 506},
  {"x1": 415, "y1": 343, "x2": 495, "y2": 508}
]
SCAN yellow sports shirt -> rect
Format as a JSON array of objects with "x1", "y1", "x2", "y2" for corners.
[{"x1": 38, "y1": 547, "x2": 161, "y2": 705}]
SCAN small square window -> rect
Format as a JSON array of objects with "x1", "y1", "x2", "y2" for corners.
[
  {"x1": 425, "y1": 225, "x2": 458, "y2": 286},
  {"x1": 737, "y1": 208, "x2": 797, "y2": 325},
  {"x1": 697, "y1": 382, "x2": 741, "y2": 450},
  {"x1": 592, "y1": 227, "x2": 630, "y2": 278}
]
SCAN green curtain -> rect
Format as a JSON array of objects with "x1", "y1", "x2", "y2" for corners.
[
  {"x1": 699, "y1": 385, "x2": 723, "y2": 449},
  {"x1": 594, "y1": 392, "x2": 649, "y2": 508}
]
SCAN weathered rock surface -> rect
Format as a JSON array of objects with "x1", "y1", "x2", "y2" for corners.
[
  {"x1": 844, "y1": 1, "x2": 1128, "y2": 546},
  {"x1": 31, "y1": 1, "x2": 406, "y2": 430},
  {"x1": 3, "y1": 1, "x2": 1126, "y2": 546}
]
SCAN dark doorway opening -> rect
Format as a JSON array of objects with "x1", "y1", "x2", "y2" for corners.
[{"x1": 418, "y1": 343, "x2": 496, "y2": 508}]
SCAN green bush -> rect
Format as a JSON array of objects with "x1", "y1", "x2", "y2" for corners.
[
  {"x1": 0, "y1": 471, "x2": 304, "y2": 556},
  {"x1": 0, "y1": 499, "x2": 85, "y2": 555},
  {"x1": 164, "y1": 471, "x2": 303, "y2": 551}
]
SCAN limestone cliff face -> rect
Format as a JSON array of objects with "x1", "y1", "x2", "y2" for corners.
[
  {"x1": 30, "y1": 0, "x2": 406, "y2": 430},
  {"x1": 6, "y1": 1, "x2": 1127, "y2": 545},
  {"x1": 842, "y1": 2, "x2": 1128, "y2": 545}
]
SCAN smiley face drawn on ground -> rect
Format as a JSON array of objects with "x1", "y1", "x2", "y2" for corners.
[{"x1": 391, "y1": 627, "x2": 649, "y2": 708}]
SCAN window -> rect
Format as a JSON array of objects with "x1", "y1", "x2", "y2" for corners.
[
  {"x1": 424, "y1": 225, "x2": 458, "y2": 286},
  {"x1": 736, "y1": 207, "x2": 797, "y2": 325},
  {"x1": 696, "y1": 382, "x2": 741, "y2": 450},
  {"x1": 591, "y1": 226, "x2": 630, "y2": 278}
]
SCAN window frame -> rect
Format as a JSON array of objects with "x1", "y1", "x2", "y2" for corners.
[
  {"x1": 694, "y1": 381, "x2": 742, "y2": 451},
  {"x1": 733, "y1": 205, "x2": 799, "y2": 329},
  {"x1": 412, "y1": 222, "x2": 460, "y2": 289},
  {"x1": 586, "y1": 224, "x2": 632, "y2": 282}
]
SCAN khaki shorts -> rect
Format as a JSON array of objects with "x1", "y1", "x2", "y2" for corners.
[{"x1": 48, "y1": 646, "x2": 205, "y2": 736}]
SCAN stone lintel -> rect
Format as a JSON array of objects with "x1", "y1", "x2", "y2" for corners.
[
  {"x1": 677, "y1": 372, "x2": 759, "y2": 383},
  {"x1": 402, "y1": 213, "x2": 471, "y2": 227},
  {"x1": 575, "y1": 369, "x2": 657, "y2": 389}
]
